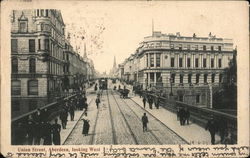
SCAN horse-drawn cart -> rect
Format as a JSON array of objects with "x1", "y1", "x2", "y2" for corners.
[{"x1": 118, "y1": 89, "x2": 130, "y2": 98}]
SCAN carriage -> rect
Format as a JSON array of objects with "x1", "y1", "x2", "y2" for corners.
[{"x1": 118, "y1": 89, "x2": 130, "y2": 98}]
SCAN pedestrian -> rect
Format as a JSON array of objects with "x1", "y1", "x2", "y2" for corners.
[
  {"x1": 26, "y1": 117, "x2": 35, "y2": 145},
  {"x1": 51, "y1": 118, "x2": 61, "y2": 145},
  {"x1": 82, "y1": 113, "x2": 90, "y2": 136},
  {"x1": 141, "y1": 113, "x2": 149, "y2": 132},
  {"x1": 60, "y1": 108, "x2": 68, "y2": 129},
  {"x1": 14, "y1": 123, "x2": 26, "y2": 145},
  {"x1": 69, "y1": 103, "x2": 75, "y2": 121},
  {"x1": 176, "y1": 107, "x2": 180, "y2": 121},
  {"x1": 33, "y1": 108, "x2": 42, "y2": 123},
  {"x1": 179, "y1": 107, "x2": 185, "y2": 126},
  {"x1": 94, "y1": 84, "x2": 98, "y2": 91},
  {"x1": 43, "y1": 121, "x2": 52, "y2": 145},
  {"x1": 205, "y1": 115, "x2": 218, "y2": 145},
  {"x1": 148, "y1": 96, "x2": 153, "y2": 109},
  {"x1": 218, "y1": 118, "x2": 228, "y2": 144},
  {"x1": 41, "y1": 108, "x2": 49, "y2": 122},
  {"x1": 184, "y1": 107, "x2": 190, "y2": 125},
  {"x1": 155, "y1": 97, "x2": 160, "y2": 109},
  {"x1": 95, "y1": 96, "x2": 100, "y2": 109},
  {"x1": 142, "y1": 97, "x2": 147, "y2": 108}
]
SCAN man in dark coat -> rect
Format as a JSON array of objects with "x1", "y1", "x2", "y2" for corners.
[
  {"x1": 179, "y1": 107, "x2": 186, "y2": 126},
  {"x1": 148, "y1": 97, "x2": 153, "y2": 109},
  {"x1": 95, "y1": 96, "x2": 100, "y2": 109},
  {"x1": 26, "y1": 119, "x2": 35, "y2": 145},
  {"x1": 14, "y1": 123, "x2": 26, "y2": 145},
  {"x1": 205, "y1": 116, "x2": 218, "y2": 145},
  {"x1": 60, "y1": 108, "x2": 68, "y2": 129},
  {"x1": 43, "y1": 121, "x2": 52, "y2": 145},
  {"x1": 155, "y1": 97, "x2": 160, "y2": 109},
  {"x1": 184, "y1": 107, "x2": 190, "y2": 125},
  {"x1": 51, "y1": 118, "x2": 61, "y2": 145},
  {"x1": 69, "y1": 103, "x2": 75, "y2": 121},
  {"x1": 41, "y1": 108, "x2": 49, "y2": 122},
  {"x1": 142, "y1": 97, "x2": 147, "y2": 109},
  {"x1": 141, "y1": 113, "x2": 149, "y2": 132}
]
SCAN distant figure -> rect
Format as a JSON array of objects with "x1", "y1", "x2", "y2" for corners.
[
  {"x1": 179, "y1": 107, "x2": 186, "y2": 126},
  {"x1": 176, "y1": 107, "x2": 180, "y2": 121},
  {"x1": 118, "y1": 85, "x2": 121, "y2": 90},
  {"x1": 43, "y1": 121, "x2": 52, "y2": 145},
  {"x1": 14, "y1": 123, "x2": 26, "y2": 145},
  {"x1": 155, "y1": 97, "x2": 160, "y2": 109},
  {"x1": 95, "y1": 96, "x2": 101, "y2": 109},
  {"x1": 69, "y1": 104, "x2": 75, "y2": 121},
  {"x1": 51, "y1": 118, "x2": 61, "y2": 145},
  {"x1": 148, "y1": 96, "x2": 153, "y2": 109},
  {"x1": 205, "y1": 116, "x2": 218, "y2": 145},
  {"x1": 141, "y1": 113, "x2": 149, "y2": 132},
  {"x1": 184, "y1": 107, "x2": 190, "y2": 125},
  {"x1": 82, "y1": 113, "x2": 90, "y2": 136},
  {"x1": 142, "y1": 97, "x2": 147, "y2": 108},
  {"x1": 60, "y1": 108, "x2": 68, "y2": 129}
]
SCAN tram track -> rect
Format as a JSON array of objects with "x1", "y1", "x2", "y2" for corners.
[
  {"x1": 110, "y1": 90, "x2": 162, "y2": 145},
  {"x1": 109, "y1": 90, "x2": 139, "y2": 144}
]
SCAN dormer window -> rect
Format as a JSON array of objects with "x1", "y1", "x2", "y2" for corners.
[{"x1": 18, "y1": 12, "x2": 28, "y2": 33}]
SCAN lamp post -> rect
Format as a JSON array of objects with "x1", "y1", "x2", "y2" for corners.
[{"x1": 169, "y1": 77, "x2": 173, "y2": 96}]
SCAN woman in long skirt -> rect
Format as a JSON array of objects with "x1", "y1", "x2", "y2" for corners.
[{"x1": 82, "y1": 113, "x2": 90, "y2": 136}]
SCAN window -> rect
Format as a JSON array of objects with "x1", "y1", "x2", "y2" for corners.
[
  {"x1": 29, "y1": 58, "x2": 36, "y2": 73},
  {"x1": 28, "y1": 80, "x2": 38, "y2": 95},
  {"x1": 188, "y1": 74, "x2": 192, "y2": 83},
  {"x1": 170, "y1": 44, "x2": 174, "y2": 49},
  {"x1": 204, "y1": 74, "x2": 208, "y2": 84},
  {"x1": 196, "y1": 95, "x2": 200, "y2": 103},
  {"x1": 41, "y1": 23, "x2": 44, "y2": 31},
  {"x1": 180, "y1": 74, "x2": 183, "y2": 84},
  {"x1": 19, "y1": 22, "x2": 27, "y2": 32},
  {"x1": 187, "y1": 45, "x2": 190, "y2": 50},
  {"x1": 12, "y1": 100, "x2": 20, "y2": 112},
  {"x1": 211, "y1": 46, "x2": 214, "y2": 51},
  {"x1": 195, "y1": 45, "x2": 198, "y2": 50},
  {"x1": 171, "y1": 57, "x2": 175, "y2": 67},
  {"x1": 179, "y1": 95, "x2": 184, "y2": 102},
  {"x1": 37, "y1": 9, "x2": 40, "y2": 16},
  {"x1": 38, "y1": 39, "x2": 41, "y2": 50},
  {"x1": 211, "y1": 58, "x2": 214, "y2": 68},
  {"x1": 11, "y1": 39, "x2": 18, "y2": 53},
  {"x1": 29, "y1": 39, "x2": 35, "y2": 52},
  {"x1": 41, "y1": 9, "x2": 44, "y2": 16},
  {"x1": 187, "y1": 58, "x2": 191, "y2": 67},
  {"x1": 211, "y1": 74, "x2": 215, "y2": 83},
  {"x1": 179, "y1": 58, "x2": 183, "y2": 67},
  {"x1": 171, "y1": 74, "x2": 175, "y2": 83},
  {"x1": 45, "y1": 39, "x2": 50, "y2": 50},
  {"x1": 29, "y1": 100, "x2": 37, "y2": 111},
  {"x1": 156, "y1": 54, "x2": 161, "y2": 67},
  {"x1": 150, "y1": 54, "x2": 154, "y2": 67},
  {"x1": 218, "y1": 59, "x2": 222, "y2": 68},
  {"x1": 203, "y1": 45, "x2": 206, "y2": 50},
  {"x1": 203, "y1": 58, "x2": 207, "y2": 68},
  {"x1": 179, "y1": 44, "x2": 182, "y2": 50},
  {"x1": 11, "y1": 58, "x2": 18, "y2": 73},
  {"x1": 11, "y1": 80, "x2": 21, "y2": 95},
  {"x1": 150, "y1": 73, "x2": 154, "y2": 82},
  {"x1": 195, "y1": 58, "x2": 199, "y2": 68},
  {"x1": 45, "y1": 10, "x2": 48, "y2": 17},
  {"x1": 196, "y1": 74, "x2": 200, "y2": 83},
  {"x1": 219, "y1": 74, "x2": 223, "y2": 83},
  {"x1": 218, "y1": 46, "x2": 221, "y2": 51}
]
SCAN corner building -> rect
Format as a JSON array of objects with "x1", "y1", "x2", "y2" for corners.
[
  {"x1": 126, "y1": 32, "x2": 235, "y2": 107},
  {"x1": 10, "y1": 10, "x2": 91, "y2": 118}
]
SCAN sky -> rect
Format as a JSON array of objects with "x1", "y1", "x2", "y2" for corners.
[{"x1": 60, "y1": 1, "x2": 248, "y2": 74}]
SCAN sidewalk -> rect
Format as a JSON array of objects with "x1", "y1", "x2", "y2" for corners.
[{"x1": 131, "y1": 95, "x2": 220, "y2": 144}]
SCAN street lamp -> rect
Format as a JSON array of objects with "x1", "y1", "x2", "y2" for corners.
[{"x1": 169, "y1": 77, "x2": 173, "y2": 96}]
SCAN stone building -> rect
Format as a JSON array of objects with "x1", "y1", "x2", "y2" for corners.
[
  {"x1": 118, "y1": 31, "x2": 236, "y2": 107},
  {"x1": 10, "y1": 9, "x2": 94, "y2": 118}
]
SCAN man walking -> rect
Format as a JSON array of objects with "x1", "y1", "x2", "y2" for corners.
[
  {"x1": 141, "y1": 113, "x2": 148, "y2": 132},
  {"x1": 95, "y1": 96, "x2": 101, "y2": 109},
  {"x1": 205, "y1": 115, "x2": 218, "y2": 144},
  {"x1": 142, "y1": 96, "x2": 147, "y2": 108}
]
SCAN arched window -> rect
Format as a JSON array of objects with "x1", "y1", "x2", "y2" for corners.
[
  {"x1": 29, "y1": 58, "x2": 36, "y2": 73},
  {"x1": 12, "y1": 58, "x2": 18, "y2": 73},
  {"x1": 28, "y1": 80, "x2": 38, "y2": 95}
]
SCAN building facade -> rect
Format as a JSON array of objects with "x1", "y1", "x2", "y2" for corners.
[
  {"x1": 11, "y1": 10, "x2": 95, "y2": 118},
  {"x1": 118, "y1": 31, "x2": 236, "y2": 107}
]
